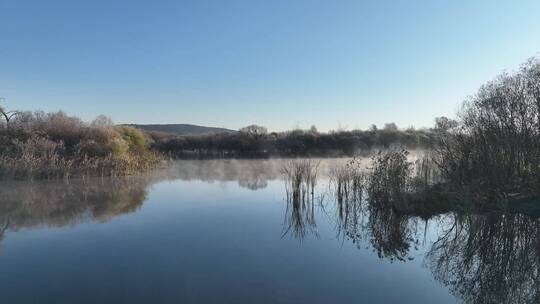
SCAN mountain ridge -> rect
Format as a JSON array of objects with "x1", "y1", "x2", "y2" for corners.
[{"x1": 125, "y1": 124, "x2": 236, "y2": 135}]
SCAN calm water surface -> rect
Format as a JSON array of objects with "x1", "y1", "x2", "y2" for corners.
[{"x1": 0, "y1": 159, "x2": 538, "y2": 304}]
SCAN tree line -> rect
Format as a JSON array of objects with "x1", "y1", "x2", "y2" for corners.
[{"x1": 149, "y1": 123, "x2": 442, "y2": 158}]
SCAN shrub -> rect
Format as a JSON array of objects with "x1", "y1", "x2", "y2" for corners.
[
  {"x1": 0, "y1": 111, "x2": 161, "y2": 179},
  {"x1": 366, "y1": 149, "x2": 412, "y2": 203}
]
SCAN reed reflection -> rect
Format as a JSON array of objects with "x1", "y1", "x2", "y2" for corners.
[
  {"x1": 281, "y1": 160, "x2": 322, "y2": 240},
  {"x1": 331, "y1": 159, "x2": 366, "y2": 247},
  {"x1": 329, "y1": 156, "x2": 422, "y2": 261}
]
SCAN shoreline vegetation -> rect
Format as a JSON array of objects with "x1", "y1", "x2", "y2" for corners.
[
  {"x1": 0, "y1": 111, "x2": 161, "y2": 179},
  {"x1": 1, "y1": 57, "x2": 540, "y2": 207},
  {"x1": 279, "y1": 57, "x2": 540, "y2": 208},
  {"x1": 149, "y1": 123, "x2": 438, "y2": 158}
]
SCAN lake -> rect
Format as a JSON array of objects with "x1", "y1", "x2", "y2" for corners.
[{"x1": 0, "y1": 159, "x2": 538, "y2": 304}]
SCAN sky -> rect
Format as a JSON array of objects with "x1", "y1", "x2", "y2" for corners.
[{"x1": 1, "y1": 0, "x2": 540, "y2": 131}]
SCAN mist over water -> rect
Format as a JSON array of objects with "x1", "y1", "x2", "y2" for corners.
[{"x1": 0, "y1": 158, "x2": 537, "y2": 304}]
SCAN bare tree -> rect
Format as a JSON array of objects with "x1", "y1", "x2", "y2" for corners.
[
  {"x1": 0, "y1": 98, "x2": 20, "y2": 128},
  {"x1": 383, "y1": 122, "x2": 398, "y2": 132},
  {"x1": 434, "y1": 56, "x2": 540, "y2": 196},
  {"x1": 239, "y1": 124, "x2": 267, "y2": 139}
]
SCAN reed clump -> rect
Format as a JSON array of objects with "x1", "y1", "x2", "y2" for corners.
[
  {"x1": 330, "y1": 158, "x2": 365, "y2": 205},
  {"x1": 330, "y1": 158, "x2": 366, "y2": 243},
  {"x1": 365, "y1": 150, "x2": 463, "y2": 215},
  {"x1": 281, "y1": 159, "x2": 319, "y2": 198},
  {"x1": 280, "y1": 160, "x2": 320, "y2": 239}
]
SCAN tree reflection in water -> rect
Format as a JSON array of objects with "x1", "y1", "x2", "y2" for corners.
[
  {"x1": 345, "y1": 200, "x2": 539, "y2": 302},
  {"x1": 366, "y1": 204, "x2": 420, "y2": 262},
  {"x1": 0, "y1": 177, "x2": 151, "y2": 237},
  {"x1": 284, "y1": 167, "x2": 540, "y2": 303},
  {"x1": 426, "y1": 212, "x2": 540, "y2": 304},
  {"x1": 333, "y1": 188, "x2": 422, "y2": 262}
]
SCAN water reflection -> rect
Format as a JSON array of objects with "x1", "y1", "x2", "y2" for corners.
[
  {"x1": 0, "y1": 159, "x2": 538, "y2": 303},
  {"x1": 333, "y1": 187, "x2": 426, "y2": 262},
  {"x1": 280, "y1": 159, "x2": 540, "y2": 303},
  {"x1": 162, "y1": 158, "x2": 347, "y2": 190},
  {"x1": 331, "y1": 165, "x2": 366, "y2": 250},
  {"x1": 0, "y1": 160, "x2": 314, "y2": 236},
  {"x1": 427, "y1": 212, "x2": 540, "y2": 304},
  {"x1": 0, "y1": 219, "x2": 7, "y2": 245},
  {"x1": 367, "y1": 204, "x2": 420, "y2": 262},
  {"x1": 163, "y1": 159, "x2": 279, "y2": 190},
  {"x1": 0, "y1": 177, "x2": 151, "y2": 232}
]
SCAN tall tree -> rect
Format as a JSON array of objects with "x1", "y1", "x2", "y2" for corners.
[{"x1": 239, "y1": 124, "x2": 267, "y2": 139}]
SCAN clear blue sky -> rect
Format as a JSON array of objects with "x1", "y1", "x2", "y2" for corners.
[{"x1": 1, "y1": 0, "x2": 540, "y2": 131}]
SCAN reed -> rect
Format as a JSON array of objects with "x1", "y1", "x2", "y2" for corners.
[
  {"x1": 329, "y1": 158, "x2": 366, "y2": 242},
  {"x1": 280, "y1": 160, "x2": 320, "y2": 239}
]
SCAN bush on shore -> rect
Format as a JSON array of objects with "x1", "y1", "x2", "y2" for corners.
[{"x1": 0, "y1": 111, "x2": 161, "y2": 179}]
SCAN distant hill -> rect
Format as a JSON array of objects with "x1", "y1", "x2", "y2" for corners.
[{"x1": 126, "y1": 124, "x2": 236, "y2": 136}]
